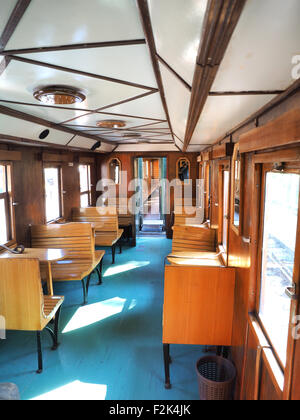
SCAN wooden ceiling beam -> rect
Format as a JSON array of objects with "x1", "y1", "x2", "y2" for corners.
[
  {"x1": 183, "y1": 0, "x2": 247, "y2": 151},
  {"x1": 0, "y1": 103, "x2": 113, "y2": 145},
  {"x1": 0, "y1": 39, "x2": 146, "y2": 55},
  {"x1": 136, "y1": 0, "x2": 176, "y2": 147},
  {"x1": 0, "y1": 0, "x2": 31, "y2": 50}
]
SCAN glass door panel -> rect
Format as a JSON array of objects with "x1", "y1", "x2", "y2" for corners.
[{"x1": 259, "y1": 171, "x2": 300, "y2": 366}]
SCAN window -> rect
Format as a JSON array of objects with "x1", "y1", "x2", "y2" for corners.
[
  {"x1": 176, "y1": 158, "x2": 190, "y2": 183},
  {"x1": 258, "y1": 170, "x2": 300, "y2": 367},
  {"x1": 79, "y1": 164, "x2": 92, "y2": 208},
  {"x1": 231, "y1": 144, "x2": 242, "y2": 233},
  {"x1": 222, "y1": 170, "x2": 230, "y2": 251},
  {"x1": 0, "y1": 164, "x2": 13, "y2": 244},
  {"x1": 44, "y1": 167, "x2": 62, "y2": 222},
  {"x1": 108, "y1": 158, "x2": 121, "y2": 185}
]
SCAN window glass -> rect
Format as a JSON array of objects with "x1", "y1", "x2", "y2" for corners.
[
  {"x1": 79, "y1": 165, "x2": 91, "y2": 207},
  {"x1": 233, "y1": 155, "x2": 241, "y2": 227},
  {"x1": 222, "y1": 170, "x2": 230, "y2": 249},
  {"x1": 0, "y1": 198, "x2": 8, "y2": 243},
  {"x1": 259, "y1": 172, "x2": 299, "y2": 366},
  {"x1": 0, "y1": 165, "x2": 6, "y2": 193},
  {"x1": 79, "y1": 165, "x2": 89, "y2": 193},
  {"x1": 80, "y1": 193, "x2": 89, "y2": 208},
  {"x1": 44, "y1": 167, "x2": 61, "y2": 222}
]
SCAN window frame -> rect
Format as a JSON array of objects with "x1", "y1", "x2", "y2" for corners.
[
  {"x1": 43, "y1": 163, "x2": 63, "y2": 223},
  {"x1": 230, "y1": 143, "x2": 244, "y2": 236},
  {"x1": 108, "y1": 157, "x2": 121, "y2": 185},
  {"x1": 79, "y1": 163, "x2": 92, "y2": 208},
  {"x1": 255, "y1": 163, "x2": 300, "y2": 371},
  {"x1": 217, "y1": 159, "x2": 231, "y2": 264},
  {"x1": 0, "y1": 162, "x2": 15, "y2": 246}
]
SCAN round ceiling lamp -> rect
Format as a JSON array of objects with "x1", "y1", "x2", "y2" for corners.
[
  {"x1": 96, "y1": 120, "x2": 126, "y2": 129},
  {"x1": 33, "y1": 86, "x2": 86, "y2": 105}
]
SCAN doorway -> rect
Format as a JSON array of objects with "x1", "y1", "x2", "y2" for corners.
[{"x1": 134, "y1": 157, "x2": 167, "y2": 236}]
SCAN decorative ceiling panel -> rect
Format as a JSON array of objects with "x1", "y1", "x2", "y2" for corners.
[
  {"x1": 0, "y1": 114, "x2": 73, "y2": 145},
  {"x1": 190, "y1": 94, "x2": 276, "y2": 145},
  {"x1": 212, "y1": 0, "x2": 300, "y2": 92},
  {"x1": 0, "y1": 60, "x2": 148, "y2": 112},
  {"x1": 149, "y1": 0, "x2": 208, "y2": 85},
  {"x1": 159, "y1": 61, "x2": 190, "y2": 141},
  {"x1": 18, "y1": 45, "x2": 158, "y2": 88},
  {"x1": 5, "y1": 0, "x2": 144, "y2": 50},
  {"x1": 103, "y1": 92, "x2": 167, "y2": 120}
]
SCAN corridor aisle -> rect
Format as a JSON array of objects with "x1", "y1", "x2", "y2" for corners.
[{"x1": 0, "y1": 237, "x2": 203, "y2": 400}]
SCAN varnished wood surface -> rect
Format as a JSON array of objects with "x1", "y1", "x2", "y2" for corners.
[
  {"x1": 0, "y1": 247, "x2": 66, "y2": 261},
  {"x1": 163, "y1": 265, "x2": 235, "y2": 346},
  {"x1": 0, "y1": 258, "x2": 64, "y2": 331}
]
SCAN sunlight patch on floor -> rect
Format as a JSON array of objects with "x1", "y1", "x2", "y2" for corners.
[
  {"x1": 103, "y1": 261, "x2": 150, "y2": 277},
  {"x1": 62, "y1": 297, "x2": 126, "y2": 333},
  {"x1": 31, "y1": 381, "x2": 107, "y2": 400}
]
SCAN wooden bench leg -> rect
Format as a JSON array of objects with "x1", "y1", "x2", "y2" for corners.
[
  {"x1": 163, "y1": 344, "x2": 171, "y2": 389},
  {"x1": 82, "y1": 275, "x2": 91, "y2": 306},
  {"x1": 36, "y1": 332, "x2": 43, "y2": 374},
  {"x1": 97, "y1": 259, "x2": 103, "y2": 285},
  {"x1": 112, "y1": 244, "x2": 116, "y2": 264}
]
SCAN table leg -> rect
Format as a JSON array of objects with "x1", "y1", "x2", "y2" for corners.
[
  {"x1": 45, "y1": 261, "x2": 54, "y2": 296},
  {"x1": 163, "y1": 344, "x2": 171, "y2": 389}
]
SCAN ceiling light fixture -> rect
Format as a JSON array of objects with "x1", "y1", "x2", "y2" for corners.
[
  {"x1": 33, "y1": 86, "x2": 86, "y2": 105},
  {"x1": 96, "y1": 120, "x2": 126, "y2": 129}
]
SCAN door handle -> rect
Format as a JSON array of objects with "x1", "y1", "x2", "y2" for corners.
[{"x1": 285, "y1": 285, "x2": 298, "y2": 301}]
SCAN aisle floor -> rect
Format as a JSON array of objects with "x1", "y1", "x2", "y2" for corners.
[{"x1": 0, "y1": 237, "x2": 203, "y2": 400}]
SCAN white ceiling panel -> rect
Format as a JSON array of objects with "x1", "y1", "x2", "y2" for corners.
[
  {"x1": 0, "y1": 60, "x2": 146, "y2": 113},
  {"x1": 0, "y1": 114, "x2": 73, "y2": 145},
  {"x1": 149, "y1": 0, "x2": 208, "y2": 85},
  {"x1": 68, "y1": 136, "x2": 100, "y2": 150},
  {"x1": 0, "y1": 0, "x2": 18, "y2": 38},
  {"x1": 190, "y1": 94, "x2": 276, "y2": 145},
  {"x1": 212, "y1": 0, "x2": 300, "y2": 92},
  {"x1": 115, "y1": 143, "x2": 178, "y2": 152},
  {"x1": 159, "y1": 62, "x2": 190, "y2": 141},
  {"x1": 6, "y1": 0, "x2": 144, "y2": 50},
  {"x1": 0, "y1": 102, "x2": 90, "y2": 125},
  {"x1": 102, "y1": 92, "x2": 167, "y2": 120},
  {"x1": 19, "y1": 45, "x2": 157, "y2": 88},
  {"x1": 63, "y1": 113, "x2": 161, "y2": 129}
]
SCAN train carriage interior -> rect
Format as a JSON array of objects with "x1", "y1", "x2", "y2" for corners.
[{"x1": 0, "y1": 0, "x2": 299, "y2": 402}]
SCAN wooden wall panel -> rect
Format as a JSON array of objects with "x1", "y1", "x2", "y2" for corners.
[{"x1": 0, "y1": 144, "x2": 96, "y2": 246}]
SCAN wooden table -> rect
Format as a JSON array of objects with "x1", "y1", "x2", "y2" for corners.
[
  {"x1": 0, "y1": 248, "x2": 66, "y2": 296},
  {"x1": 167, "y1": 251, "x2": 223, "y2": 266}
]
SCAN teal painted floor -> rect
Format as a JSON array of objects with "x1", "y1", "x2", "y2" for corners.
[{"x1": 0, "y1": 236, "x2": 204, "y2": 400}]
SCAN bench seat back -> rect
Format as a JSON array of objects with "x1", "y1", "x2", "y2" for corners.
[{"x1": 172, "y1": 225, "x2": 217, "y2": 253}]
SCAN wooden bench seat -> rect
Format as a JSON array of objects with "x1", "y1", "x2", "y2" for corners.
[
  {"x1": 31, "y1": 223, "x2": 105, "y2": 304},
  {"x1": 172, "y1": 224, "x2": 217, "y2": 253},
  {"x1": 173, "y1": 205, "x2": 205, "y2": 227},
  {"x1": 72, "y1": 207, "x2": 124, "y2": 264},
  {"x1": 0, "y1": 258, "x2": 64, "y2": 373}
]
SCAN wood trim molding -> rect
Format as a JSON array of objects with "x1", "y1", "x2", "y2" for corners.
[
  {"x1": 41, "y1": 152, "x2": 73, "y2": 163},
  {"x1": 212, "y1": 142, "x2": 234, "y2": 159},
  {"x1": 183, "y1": 0, "x2": 247, "y2": 151},
  {"x1": 1, "y1": 39, "x2": 146, "y2": 55},
  {"x1": 136, "y1": 0, "x2": 176, "y2": 147},
  {"x1": 0, "y1": 150, "x2": 21, "y2": 161},
  {"x1": 78, "y1": 156, "x2": 95, "y2": 164},
  {"x1": 0, "y1": 0, "x2": 31, "y2": 50},
  {"x1": 240, "y1": 108, "x2": 300, "y2": 153}
]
